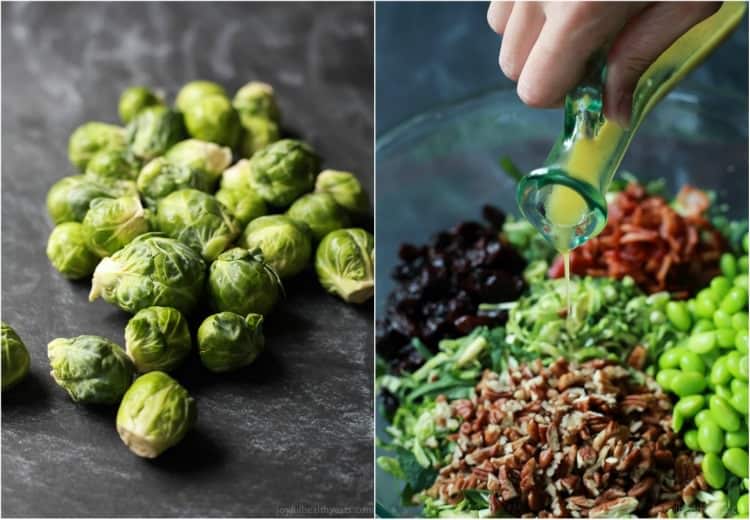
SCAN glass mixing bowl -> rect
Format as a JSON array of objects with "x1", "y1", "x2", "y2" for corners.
[{"x1": 375, "y1": 88, "x2": 748, "y2": 517}]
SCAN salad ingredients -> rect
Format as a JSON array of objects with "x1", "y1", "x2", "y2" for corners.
[{"x1": 2, "y1": 322, "x2": 30, "y2": 391}]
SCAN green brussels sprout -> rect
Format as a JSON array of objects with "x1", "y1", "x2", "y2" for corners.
[
  {"x1": 85, "y1": 149, "x2": 140, "y2": 181},
  {"x1": 48, "y1": 335, "x2": 134, "y2": 404},
  {"x1": 126, "y1": 106, "x2": 186, "y2": 161},
  {"x1": 208, "y1": 248, "x2": 282, "y2": 316},
  {"x1": 137, "y1": 157, "x2": 216, "y2": 206},
  {"x1": 286, "y1": 192, "x2": 351, "y2": 241},
  {"x1": 89, "y1": 233, "x2": 206, "y2": 315},
  {"x1": 164, "y1": 139, "x2": 232, "y2": 179},
  {"x1": 175, "y1": 80, "x2": 227, "y2": 113},
  {"x1": 155, "y1": 189, "x2": 240, "y2": 261},
  {"x1": 116, "y1": 371, "x2": 196, "y2": 458},
  {"x1": 118, "y1": 86, "x2": 164, "y2": 124},
  {"x1": 315, "y1": 169, "x2": 369, "y2": 216},
  {"x1": 82, "y1": 196, "x2": 149, "y2": 257},
  {"x1": 124, "y1": 306, "x2": 191, "y2": 373},
  {"x1": 248, "y1": 139, "x2": 319, "y2": 208},
  {"x1": 46, "y1": 175, "x2": 138, "y2": 224},
  {"x1": 68, "y1": 122, "x2": 127, "y2": 171},
  {"x1": 239, "y1": 116, "x2": 280, "y2": 158},
  {"x1": 241, "y1": 215, "x2": 311, "y2": 279},
  {"x1": 315, "y1": 228, "x2": 374, "y2": 304},
  {"x1": 197, "y1": 312, "x2": 264, "y2": 372},
  {"x1": 46, "y1": 222, "x2": 100, "y2": 279},
  {"x1": 2, "y1": 322, "x2": 30, "y2": 391},
  {"x1": 214, "y1": 188, "x2": 267, "y2": 228},
  {"x1": 220, "y1": 159, "x2": 251, "y2": 192},
  {"x1": 182, "y1": 94, "x2": 241, "y2": 148},
  {"x1": 233, "y1": 81, "x2": 280, "y2": 122}
]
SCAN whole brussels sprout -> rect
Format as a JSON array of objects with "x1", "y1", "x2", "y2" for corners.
[
  {"x1": 137, "y1": 157, "x2": 215, "y2": 206},
  {"x1": 248, "y1": 139, "x2": 319, "y2": 207},
  {"x1": 126, "y1": 106, "x2": 186, "y2": 161},
  {"x1": 124, "y1": 306, "x2": 191, "y2": 373},
  {"x1": 118, "y1": 86, "x2": 164, "y2": 124},
  {"x1": 164, "y1": 139, "x2": 232, "y2": 179},
  {"x1": 214, "y1": 188, "x2": 267, "y2": 228},
  {"x1": 241, "y1": 215, "x2": 311, "y2": 279},
  {"x1": 116, "y1": 371, "x2": 196, "y2": 458},
  {"x1": 89, "y1": 233, "x2": 206, "y2": 315},
  {"x1": 82, "y1": 196, "x2": 149, "y2": 256},
  {"x1": 208, "y1": 248, "x2": 282, "y2": 316},
  {"x1": 68, "y1": 122, "x2": 126, "y2": 171},
  {"x1": 197, "y1": 312, "x2": 264, "y2": 372},
  {"x1": 2, "y1": 322, "x2": 30, "y2": 391},
  {"x1": 182, "y1": 94, "x2": 240, "y2": 148},
  {"x1": 85, "y1": 149, "x2": 140, "y2": 181},
  {"x1": 46, "y1": 222, "x2": 100, "y2": 279},
  {"x1": 239, "y1": 116, "x2": 280, "y2": 158},
  {"x1": 48, "y1": 335, "x2": 134, "y2": 404},
  {"x1": 315, "y1": 228, "x2": 374, "y2": 304},
  {"x1": 155, "y1": 189, "x2": 240, "y2": 261},
  {"x1": 233, "y1": 81, "x2": 280, "y2": 122},
  {"x1": 315, "y1": 169, "x2": 369, "y2": 216},
  {"x1": 220, "y1": 159, "x2": 251, "y2": 192},
  {"x1": 175, "y1": 80, "x2": 227, "y2": 113},
  {"x1": 46, "y1": 175, "x2": 138, "y2": 224},
  {"x1": 286, "y1": 192, "x2": 351, "y2": 241}
]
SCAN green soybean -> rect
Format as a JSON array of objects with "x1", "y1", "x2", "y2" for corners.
[
  {"x1": 656, "y1": 369, "x2": 681, "y2": 391},
  {"x1": 647, "y1": 292, "x2": 670, "y2": 309},
  {"x1": 714, "y1": 309, "x2": 734, "y2": 330},
  {"x1": 692, "y1": 319, "x2": 716, "y2": 334},
  {"x1": 715, "y1": 385, "x2": 733, "y2": 401},
  {"x1": 684, "y1": 429, "x2": 700, "y2": 451},
  {"x1": 699, "y1": 420, "x2": 725, "y2": 453},
  {"x1": 730, "y1": 387, "x2": 748, "y2": 415},
  {"x1": 671, "y1": 371, "x2": 706, "y2": 397},
  {"x1": 721, "y1": 447, "x2": 749, "y2": 478},
  {"x1": 666, "y1": 302, "x2": 692, "y2": 332},
  {"x1": 675, "y1": 395, "x2": 705, "y2": 418},
  {"x1": 710, "y1": 357, "x2": 733, "y2": 386},
  {"x1": 694, "y1": 409, "x2": 712, "y2": 427},
  {"x1": 728, "y1": 351, "x2": 748, "y2": 381},
  {"x1": 739, "y1": 255, "x2": 749, "y2": 274},
  {"x1": 716, "y1": 328, "x2": 737, "y2": 349},
  {"x1": 659, "y1": 349, "x2": 686, "y2": 370},
  {"x1": 702, "y1": 452, "x2": 727, "y2": 488},
  {"x1": 735, "y1": 274, "x2": 749, "y2": 291},
  {"x1": 732, "y1": 312, "x2": 749, "y2": 331},
  {"x1": 679, "y1": 351, "x2": 706, "y2": 374},
  {"x1": 721, "y1": 253, "x2": 737, "y2": 280},
  {"x1": 725, "y1": 429, "x2": 749, "y2": 448},
  {"x1": 711, "y1": 277, "x2": 733, "y2": 301},
  {"x1": 731, "y1": 378, "x2": 746, "y2": 394},
  {"x1": 720, "y1": 287, "x2": 748, "y2": 315},
  {"x1": 699, "y1": 288, "x2": 720, "y2": 305},
  {"x1": 695, "y1": 298, "x2": 718, "y2": 320},
  {"x1": 687, "y1": 331, "x2": 717, "y2": 354},
  {"x1": 737, "y1": 494, "x2": 749, "y2": 517},
  {"x1": 736, "y1": 330, "x2": 748, "y2": 354},
  {"x1": 709, "y1": 395, "x2": 741, "y2": 432},
  {"x1": 672, "y1": 407, "x2": 685, "y2": 433}
]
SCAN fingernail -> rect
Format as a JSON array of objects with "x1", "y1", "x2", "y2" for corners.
[{"x1": 615, "y1": 92, "x2": 633, "y2": 129}]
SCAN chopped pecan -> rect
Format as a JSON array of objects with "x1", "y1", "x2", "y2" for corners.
[{"x1": 589, "y1": 497, "x2": 639, "y2": 518}]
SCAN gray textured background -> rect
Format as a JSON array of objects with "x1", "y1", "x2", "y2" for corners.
[{"x1": 2, "y1": 2, "x2": 373, "y2": 517}]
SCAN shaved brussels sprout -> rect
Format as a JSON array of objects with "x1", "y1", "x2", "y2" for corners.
[
  {"x1": 46, "y1": 222, "x2": 100, "y2": 279},
  {"x1": 82, "y1": 196, "x2": 149, "y2": 256},
  {"x1": 68, "y1": 122, "x2": 126, "y2": 171},
  {"x1": 315, "y1": 228, "x2": 374, "y2": 304},
  {"x1": 46, "y1": 175, "x2": 138, "y2": 224},
  {"x1": 155, "y1": 189, "x2": 240, "y2": 261},
  {"x1": 233, "y1": 81, "x2": 280, "y2": 123},
  {"x1": 239, "y1": 116, "x2": 280, "y2": 158},
  {"x1": 183, "y1": 94, "x2": 241, "y2": 148},
  {"x1": 241, "y1": 215, "x2": 311, "y2": 279},
  {"x1": 315, "y1": 169, "x2": 369, "y2": 216},
  {"x1": 2, "y1": 322, "x2": 30, "y2": 391},
  {"x1": 214, "y1": 188, "x2": 267, "y2": 228},
  {"x1": 126, "y1": 106, "x2": 186, "y2": 161},
  {"x1": 208, "y1": 248, "x2": 282, "y2": 316},
  {"x1": 175, "y1": 80, "x2": 227, "y2": 113},
  {"x1": 89, "y1": 233, "x2": 206, "y2": 315},
  {"x1": 197, "y1": 312, "x2": 264, "y2": 372},
  {"x1": 118, "y1": 86, "x2": 163, "y2": 124},
  {"x1": 287, "y1": 192, "x2": 350, "y2": 241},
  {"x1": 48, "y1": 335, "x2": 134, "y2": 404},
  {"x1": 125, "y1": 306, "x2": 191, "y2": 373},
  {"x1": 164, "y1": 139, "x2": 232, "y2": 179},
  {"x1": 117, "y1": 371, "x2": 196, "y2": 458},
  {"x1": 85, "y1": 149, "x2": 140, "y2": 182},
  {"x1": 137, "y1": 157, "x2": 215, "y2": 206},
  {"x1": 248, "y1": 139, "x2": 319, "y2": 207}
]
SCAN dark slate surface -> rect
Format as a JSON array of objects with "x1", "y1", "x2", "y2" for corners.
[{"x1": 1, "y1": 2, "x2": 373, "y2": 517}]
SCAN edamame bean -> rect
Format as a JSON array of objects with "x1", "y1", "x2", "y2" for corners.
[
  {"x1": 721, "y1": 253, "x2": 737, "y2": 280},
  {"x1": 672, "y1": 408, "x2": 685, "y2": 433},
  {"x1": 726, "y1": 430, "x2": 749, "y2": 448},
  {"x1": 694, "y1": 409, "x2": 712, "y2": 427},
  {"x1": 739, "y1": 355, "x2": 748, "y2": 381},
  {"x1": 675, "y1": 395, "x2": 705, "y2": 418},
  {"x1": 721, "y1": 287, "x2": 748, "y2": 315},
  {"x1": 732, "y1": 312, "x2": 749, "y2": 332},
  {"x1": 736, "y1": 274, "x2": 749, "y2": 290},
  {"x1": 731, "y1": 378, "x2": 746, "y2": 394},
  {"x1": 699, "y1": 288, "x2": 720, "y2": 305},
  {"x1": 710, "y1": 356, "x2": 733, "y2": 386},
  {"x1": 744, "y1": 235, "x2": 749, "y2": 254},
  {"x1": 716, "y1": 385, "x2": 733, "y2": 401},
  {"x1": 687, "y1": 299, "x2": 697, "y2": 317},
  {"x1": 647, "y1": 292, "x2": 670, "y2": 310},
  {"x1": 736, "y1": 330, "x2": 748, "y2": 354},
  {"x1": 728, "y1": 351, "x2": 748, "y2": 381},
  {"x1": 737, "y1": 494, "x2": 749, "y2": 517},
  {"x1": 730, "y1": 387, "x2": 748, "y2": 415},
  {"x1": 659, "y1": 349, "x2": 686, "y2": 370},
  {"x1": 721, "y1": 447, "x2": 749, "y2": 478},
  {"x1": 666, "y1": 302, "x2": 692, "y2": 332},
  {"x1": 656, "y1": 369, "x2": 681, "y2": 391},
  {"x1": 684, "y1": 429, "x2": 700, "y2": 451},
  {"x1": 714, "y1": 309, "x2": 734, "y2": 330},
  {"x1": 695, "y1": 299, "x2": 718, "y2": 320},
  {"x1": 699, "y1": 420, "x2": 725, "y2": 453},
  {"x1": 739, "y1": 255, "x2": 749, "y2": 274},
  {"x1": 702, "y1": 452, "x2": 727, "y2": 488},
  {"x1": 709, "y1": 395, "x2": 741, "y2": 432},
  {"x1": 716, "y1": 328, "x2": 737, "y2": 349},
  {"x1": 671, "y1": 371, "x2": 707, "y2": 397},
  {"x1": 688, "y1": 331, "x2": 717, "y2": 354},
  {"x1": 680, "y1": 351, "x2": 706, "y2": 374},
  {"x1": 711, "y1": 277, "x2": 733, "y2": 301}
]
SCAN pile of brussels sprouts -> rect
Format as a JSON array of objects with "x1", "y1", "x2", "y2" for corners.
[{"x1": 2, "y1": 80, "x2": 373, "y2": 459}]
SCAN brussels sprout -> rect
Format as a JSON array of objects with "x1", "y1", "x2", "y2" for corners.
[
  {"x1": 46, "y1": 222, "x2": 100, "y2": 279},
  {"x1": 315, "y1": 169, "x2": 369, "y2": 216},
  {"x1": 124, "y1": 306, "x2": 191, "y2": 373},
  {"x1": 118, "y1": 86, "x2": 163, "y2": 124},
  {"x1": 315, "y1": 228, "x2": 374, "y2": 304},
  {"x1": 248, "y1": 139, "x2": 319, "y2": 207},
  {"x1": 137, "y1": 157, "x2": 215, "y2": 206},
  {"x1": 85, "y1": 149, "x2": 140, "y2": 182},
  {"x1": 82, "y1": 196, "x2": 149, "y2": 256},
  {"x1": 182, "y1": 94, "x2": 241, "y2": 148},
  {"x1": 241, "y1": 215, "x2": 311, "y2": 279},
  {"x1": 233, "y1": 81, "x2": 280, "y2": 122},
  {"x1": 239, "y1": 116, "x2": 280, "y2": 158},
  {"x1": 220, "y1": 159, "x2": 252, "y2": 192},
  {"x1": 126, "y1": 106, "x2": 186, "y2": 161},
  {"x1": 164, "y1": 139, "x2": 232, "y2": 179},
  {"x1": 46, "y1": 175, "x2": 138, "y2": 224},
  {"x1": 287, "y1": 192, "x2": 351, "y2": 241},
  {"x1": 214, "y1": 188, "x2": 267, "y2": 228},
  {"x1": 208, "y1": 248, "x2": 282, "y2": 316},
  {"x1": 116, "y1": 371, "x2": 196, "y2": 458},
  {"x1": 197, "y1": 312, "x2": 264, "y2": 372},
  {"x1": 155, "y1": 189, "x2": 240, "y2": 261},
  {"x1": 175, "y1": 80, "x2": 227, "y2": 113},
  {"x1": 89, "y1": 233, "x2": 206, "y2": 315},
  {"x1": 68, "y1": 122, "x2": 126, "y2": 171},
  {"x1": 2, "y1": 322, "x2": 30, "y2": 391},
  {"x1": 48, "y1": 335, "x2": 134, "y2": 404}
]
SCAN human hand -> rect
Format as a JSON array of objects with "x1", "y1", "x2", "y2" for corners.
[{"x1": 487, "y1": 1, "x2": 719, "y2": 127}]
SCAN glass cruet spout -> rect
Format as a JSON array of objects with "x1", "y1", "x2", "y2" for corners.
[{"x1": 516, "y1": 1, "x2": 747, "y2": 253}]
